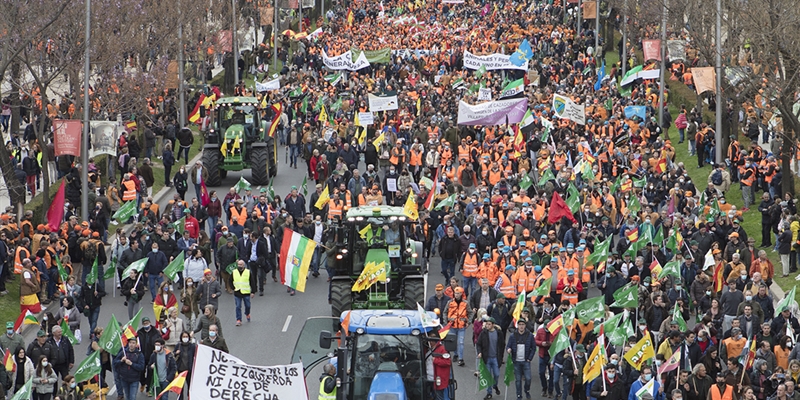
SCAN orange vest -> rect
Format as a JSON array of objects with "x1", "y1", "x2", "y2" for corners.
[
  {"x1": 14, "y1": 247, "x2": 29, "y2": 274},
  {"x1": 328, "y1": 200, "x2": 344, "y2": 220},
  {"x1": 390, "y1": 147, "x2": 406, "y2": 165},
  {"x1": 122, "y1": 180, "x2": 137, "y2": 201},
  {"x1": 447, "y1": 299, "x2": 469, "y2": 329},
  {"x1": 458, "y1": 144, "x2": 471, "y2": 162},
  {"x1": 478, "y1": 261, "x2": 500, "y2": 285},
  {"x1": 515, "y1": 268, "x2": 536, "y2": 293},
  {"x1": 462, "y1": 252, "x2": 479, "y2": 277},
  {"x1": 229, "y1": 207, "x2": 247, "y2": 225},
  {"x1": 710, "y1": 384, "x2": 734, "y2": 400},
  {"x1": 409, "y1": 149, "x2": 423, "y2": 166},
  {"x1": 497, "y1": 273, "x2": 516, "y2": 299},
  {"x1": 560, "y1": 277, "x2": 579, "y2": 305}
]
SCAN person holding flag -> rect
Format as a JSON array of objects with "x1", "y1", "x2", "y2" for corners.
[
  {"x1": 477, "y1": 317, "x2": 505, "y2": 399},
  {"x1": 506, "y1": 318, "x2": 535, "y2": 400},
  {"x1": 563, "y1": 344, "x2": 588, "y2": 400},
  {"x1": 535, "y1": 317, "x2": 554, "y2": 398},
  {"x1": 590, "y1": 364, "x2": 626, "y2": 400},
  {"x1": 627, "y1": 365, "x2": 664, "y2": 400},
  {"x1": 113, "y1": 337, "x2": 145, "y2": 400},
  {"x1": 147, "y1": 339, "x2": 177, "y2": 400}
]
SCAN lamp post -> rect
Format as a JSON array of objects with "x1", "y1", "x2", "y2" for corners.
[{"x1": 81, "y1": 0, "x2": 91, "y2": 220}]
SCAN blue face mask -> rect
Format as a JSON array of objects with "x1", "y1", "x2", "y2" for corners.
[
  {"x1": 644, "y1": 374, "x2": 652, "y2": 381},
  {"x1": 209, "y1": 331, "x2": 217, "y2": 338}
]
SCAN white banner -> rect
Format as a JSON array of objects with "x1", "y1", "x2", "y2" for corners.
[
  {"x1": 620, "y1": 69, "x2": 661, "y2": 86},
  {"x1": 89, "y1": 122, "x2": 123, "y2": 158},
  {"x1": 190, "y1": 345, "x2": 308, "y2": 400},
  {"x1": 368, "y1": 94, "x2": 399, "y2": 111},
  {"x1": 256, "y1": 78, "x2": 280, "y2": 92},
  {"x1": 442, "y1": 0, "x2": 465, "y2": 3},
  {"x1": 456, "y1": 98, "x2": 528, "y2": 126},
  {"x1": 322, "y1": 50, "x2": 371, "y2": 71},
  {"x1": 478, "y1": 88, "x2": 492, "y2": 101},
  {"x1": 552, "y1": 94, "x2": 586, "y2": 125},
  {"x1": 462, "y1": 50, "x2": 528, "y2": 71},
  {"x1": 358, "y1": 112, "x2": 374, "y2": 126}
]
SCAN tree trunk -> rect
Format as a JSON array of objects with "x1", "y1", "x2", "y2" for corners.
[
  {"x1": 35, "y1": 92, "x2": 51, "y2": 213},
  {"x1": 782, "y1": 126, "x2": 794, "y2": 196},
  {"x1": 4, "y1": 61, "x2": 26, "y2": 208},
  {"x1": 8, "y1": 62, "x2": 21, "y2": 139}
]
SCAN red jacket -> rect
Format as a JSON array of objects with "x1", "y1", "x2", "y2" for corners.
[
  {"x1": 535, "y1": 326, "x2": 552, "y2": 359},
  {"x1": 184, "y1": 215, "x2": 200, "y2": 239},
  {"x1": 431, "y1": 342, "x2": 451, "y2": 390}
]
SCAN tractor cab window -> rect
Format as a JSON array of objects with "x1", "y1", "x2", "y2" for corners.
[
  {"x1": 218, "y1": 104, "x2": 256, "y2": 137},
  {"x1": 352, "y1": 333, "x2": 424, "y2": 400},
  {"x1": 350, "y1": 220, "x2": 408, "y2": 273}
]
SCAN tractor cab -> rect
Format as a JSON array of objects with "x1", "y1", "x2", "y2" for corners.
[{"x1": 292, "y1": 310, "x2": 457, "y2": 400}]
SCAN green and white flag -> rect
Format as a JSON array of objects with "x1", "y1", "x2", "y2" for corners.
[
  {"x1": 776, "y1": 286, "x2": 797, "y2": 317},
  {"x1": 585, "y1": 236, "x2": 613, "y2": 267},
  {"x1": 565, "y1": 183, "x2": 581, "y2": 214},
  {"x1": 324, "y1": 72, "x2": 343, "y2": 86},
  {"x1": 519, "y1": 173, "x2": 533, "y2": 190},
  {"x1": 451, "y1": 77, "x2": 465, "y2": 89},
  {"x1": 98, "y1": 315, "x2": 123, "y2": 355},
  {"x1": 85, "y1": 258, "x2": 99, "y2": 286},
  {"x1": 528, "y1": 277, "x2": 552, "y2": 298},
  {"x1": 301, "y1": 176, "x2": 309, "y2": 197},
  {"x1": 593, "y1": 312, "x2": 624, "y2": 334},
  {"x1": 60, "y1": 319, "x2": 78, "y2": 345},
  {"x1": 610, "y1": 284, "x2": 638, "y2": 309},
  {"x1": 635, "y1": 377, "x2": 655, "y2": 400},
  {"x1": 174, "y1": 217, "x2": 186, "y2": 236},
  {"x1": 478, "y1": 359, "x2": 495, "y2": 390},
  {"x1": 267, "y1": 177, "x2": 276, "y2": 200},
  {"x1": 504, "y1": 354, "x2": 515, "y2": 385},
  {"x1": 74, "y1": 351, "x2": 102, "y2": 383},
  {"x1": 499, "y1": 78, "x2": 524, "y2": 99},
  {"x1": 113, "y1": 201, "x2": 137, "y2": 223},
  {"x1": 475, "y1": 65, "x2": 487, "y2": 78},
  {"x1": 548, "y1": 327, "x2": 571, "y2": 358},
  {"x1": 55, "y1": 253, "x2": 69, "y2": 283},
  {"x1": 672, "y1": 302, "x2": 688, "y2": 332},
  {"x1": 122, "y1": 258, "x2": 148, "y2": 277},
  {"x1": 434, "y1": 194, "x2": 457, "y2": 210},
  {"x1": 658, "y1": 260, "x2": 681, "y2": 280},
  {"x1": 541, "y1": 118, "x2": 554, "y2": 142},
  {"x1": 574, "y1": 297, "x2": 605, "y2": 324},
  {"x1": 163, "y1": 252, "x2": 185, "y2": 282},
  {"x1": 9, "y1": 378, "x2": 32, "y2": 400},
  {"x1": 235, "y1": 177, "x2": 251, "y2": 193},
  {"x1": 538, "y1": 168, "x2": 555, "y2": 187}
]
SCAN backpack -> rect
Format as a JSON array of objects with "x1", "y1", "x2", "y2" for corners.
[
  {"x1": 84, "y1": 240, "x2": 98, "y2": 265},
  {"x1": 711, "y1": 169, "x2": 723, "y2": 185}
]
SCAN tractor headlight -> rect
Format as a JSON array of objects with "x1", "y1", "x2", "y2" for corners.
[
  {"x1": 355, "y1": 217, "x2": 364, "y2": 221},
  {"x1": 341, "y1": 249, "x2": 348, "y2": 254},
  {"x1": 405, "y1": 248, "x2": 412, "y2": 253},
  {"x1": 389, "y1": 216, "x2": 398, "y2": 222},
  {"x1": 356, "y1": 328, "x2": 365, "y2": 334},
  {"x1": 411, "y1": 329, "x2": 420, "y2": 336},
  {"x1": 412, "y1": 253, "x2": 418, "y2": 258},
  {"x1": 347, "y1": 217, "x2": 355, "y2": 222},
  {"x1": 336, "y1": 254, "x2": 343, "y2": 260}
]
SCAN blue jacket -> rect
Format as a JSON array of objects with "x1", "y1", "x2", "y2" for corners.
[
  {"x1": 506, "y1": 329, "x2": 536, "y2": 362},
  {"x1": 113, "y1": 348, "x2": 145, "y2": 382},
  {"x1": 628, "y1": 378, "x2": 663, "y2": 400},
  {"x1": 145, "y1": 250, "x2": 168, "y2": 275}
]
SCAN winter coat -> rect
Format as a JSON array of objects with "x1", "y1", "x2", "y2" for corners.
[
  {"x1": 32, "y1": 368, "x2": 57, "y2": 394},
  {"x1": 193, "y1": 315, "x2": 223, "y2": 342},
  {"x1": 506, "y1": 329, "x2": 536, "y2": 362},
  {"x1": 197, "y1": 278, "x2": 222, "y2": 310},
  {"x1": 113, "y1": 348, "x2": 145, "y2": 383},
  {"x1": 476, "y1": 327, "x2": 506, "y2": 365}
]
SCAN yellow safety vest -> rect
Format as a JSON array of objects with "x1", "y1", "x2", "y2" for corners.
[
  {"x1": 232, "y1": 268, "x2": 251, "y2": 294},
  {"x1": 318, "y1": 376, "x2": 336, "y2": 400}
]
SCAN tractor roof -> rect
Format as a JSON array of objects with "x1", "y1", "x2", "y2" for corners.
[
  {"x1": 339, "y1": 310, "x2": 439, "y2": 335},
  {"x1": 216, "y1": 96, "x2": 260, "y2": 106},
  {"x1": 344, "y1": 206, "x2": 416, "y2": 221}
]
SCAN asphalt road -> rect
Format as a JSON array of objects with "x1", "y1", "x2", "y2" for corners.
[{"x1": 54, "y1": 146, "x2": 605, "y2": 400}]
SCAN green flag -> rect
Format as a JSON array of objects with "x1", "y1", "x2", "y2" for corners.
[
  {"x1": 632, "y1": 176, "x2": 647, "y2": 188},
  {"x1": 548, "y1": 327, "x2": 571, "y2": 358},
  {"x1": 574, "y1": 297, "x2": 605, "y2": 323},
  {"x1": 709, "y1": 199, "x2": 723, "y2": 218},
  {"x1": 163, "y1": 252, "x2": 185, "y2": 282},
  {"x1": 60, "y1": 319, "x2": 78, "y2": 345},
  {"x1": 604, "y1": 97, "x2": 613, "y2": 110},
  {"x1": 151, "y1": 358, "x2": 160, "y2": 396},
  {"x1": 55, "y1": 254, "x2": 68, "y2": 283},
  {"x1": 74, "y1": 351, "x2": 102, "y2": 382},
  {"x1": 627, "y1": 195, "x2": 641, "y2": 213},
  {"x1": 593, "y1": 312, "x2": 624, "y2": 334},
  {"x1": 330, "y1": 98, "x2": 343, "y2": 112},
  {"x1": 235, "y1": 177, "x2": 251, "y2": 192},
  {"x1": 607, "y1": 316, "x2": 631, "y2": 346},
  {"x1": 98, "y1": 315, "x2": 123, "y2": 355},
  {"x1": 610, "y1": 284, "x2": 639, "y2": 308},
  {"x1": 478, "y1": 359, "x2": 495, "y2": 390},
  {"x1": 301, "y1": 96, "x2": 309, "y2": 114},
  {"x1": 267, "y1": 177, "x2": 276, "y2": 201},
  {"x1": 9, "y1": 378, "x2": 32, "y2": 400},
  {"x1": 610, "y1": 176, "x2": 621, "y2": 194},
  {"x1": 672, "y1": 302, "x2": 688, "y2": 332},
  {"x1": 122, "y1": 258, "x2": 148, "y2": 277},
  {"x1": 658, "y1": 260, "x2": 681, "y2": 280},
  {"x1": 301, "y1": 176, "x2": 308, "y2": 197},
  {"x1": 434, "y1": 194, "x2": 457, "y2": 210},
  {"x1": 174, "y1": 217, "x2": 186, "y2": 236},
  {"x1": 103, "y1": 262, "x2": 117, "y2": 280},
  {"x1": 585, "y1": 236, "x2": 613, "y2": 267},
  {"x1": 775, "y1": 286, "x2": 797, "y2": 317},
  {"x1": 528, "y1": 277, "x2": 552, "y2": 298},
  {"x1": 324, "y1": 72, "x2": 342, "y2": 86},
  {"x1": 566, "y1": 184, "x2": 581, "y2": 214},
  {"x1": 653, "y1": 226, "x2": 664, "y2": 245},
  {"x1": 519, "y1": 173, "x2": 533, "y2": 190},
  {"x1": 538, "y1": 169, "x2": 555, "y2": 186},
  {"x1": 666, "y1": 232, "x2": 679, "y2": 255},
  {"x1": 85, "y1": 258, "x2": 99, "y2": 286},
  {"x1": 314, "y1": 96, "x2": 325, "y2": 111},
  {"x1": 475, "y1": 65, "x2": 487, "y2": 78},
  {"x1": 504, "y1": 354, "x2": 515, "y2": 385},
  {"x1": 699, "y1": 191, "x2": 708, "y2": 207},
  {"x1": 226, "y1": 261, "x2": 239, "y2": 274},
  {"x1": 113, "y1": 201, "x2": 137, "y2": 223}
]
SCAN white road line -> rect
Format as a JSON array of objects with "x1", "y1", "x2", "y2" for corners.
[{"x1": 282, "y1": 315, "x2": 293, "y2": 332}]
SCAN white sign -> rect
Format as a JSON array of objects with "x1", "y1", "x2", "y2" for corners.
[
  {"x1": 368, "y1": 94, "x2": 399, "y2": 112},
  {"x1": 322, "y1": 50, "x2": 371, "y2": 71},
  {"x1": 552, "y1": 94, "x2": 586, "y2": 125},
  {"x1": 442, "y1": 0, "x2": 465, "y2": 3},
  {"x1": 462, "y1": 50, "x2": 528, "y2": 71},
  {"x1": 478, "y1": 88, "x2": 492, "y2": 101},
  {"x1": 89, "y1": 122, "x2": 122, "y2": 158},
  {"x1": 358, "y1": 112, "x2": 374, "y2": 126},
  {"x1": 190, "y1": 345, "x2": 308, "y2": 400},
  {"x1": 256, "y1": 78, "x2": 281, "y2": 92}
]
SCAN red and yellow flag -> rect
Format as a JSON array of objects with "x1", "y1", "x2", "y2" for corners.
[
  {"x1": 157, "y1": 371, "x2": 188, "y2": 400},
  {"x1": 439, "y1": 322, "x2": 451, "y2": 340},
  {"x1": 3, "y1": 350, "x2": 15, "y2": 372}
]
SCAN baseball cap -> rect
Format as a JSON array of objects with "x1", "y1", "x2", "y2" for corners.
[
  {"x1": 435, "y1": 284, "x2": 444, "y2": 290},
  {"x1": 5, "y1": 322, "x2": 12, "y2": 329},
  {"x1": 567, "y1": 270, "x2": 575, "y2": 276}
]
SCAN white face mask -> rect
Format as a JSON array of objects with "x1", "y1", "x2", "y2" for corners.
[
  {"x1": 155, "y1": 345, "x2": 162, "y2": 352},
  {"x1": 182, "y1": 337, "x2": 189, "y2": 343}
]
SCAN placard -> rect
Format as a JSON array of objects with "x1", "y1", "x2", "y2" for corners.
[
  {"x1": 462, "y1": 50, "x2": 528, "y2": 71},
  {"x1": 166, "y1": 61, "x2": 179, "y2": 89},
  {"x1": 642, "y1": 39, "x2": 661, "y2": 61},
  {"x1": 358, "y1": 112, "x2": 374, "y2": 126},
  {"x1": 456, "y1": 98, "x2": 528, "y2": 126},
  {"x1": 692, "y1": 67, "x2": 717, "y2": 95},
  {"x1": 190, "y1": 345, "x2": 308, "y2": 400},
  {"x1": 478, "y1": 88, "x2": 492, "y2": 101},
  {"x1": 368, "y1": 94, "x2": 399, "y2": 112},
  {"x1": 260, "y1": 6, "x2": 274, "y2": 25},
  {"x1": 89, "y1": 121, "x2": 121, "y2": 158},
  {"x1": 53, "y1": 120, "x2": 82, "y2": 157},
  {"x1": 552, "y1": 94, "x2": 586, "y2": 125},
  {"x1": 583, "y1": 1, "x2": 597, "y2": 19},
  {"x1": 667, "y1": 40, "x2": 685, "y2": 61},
  {"x1": 217, "y1": 30, "x2": 232, "y2": 53}
]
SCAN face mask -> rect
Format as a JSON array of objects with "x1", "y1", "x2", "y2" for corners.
[
  {"x1": 645, "y1": 219, "x2": 651, "y2": 224},
  {"x1": 482, "y1": 231, "x2": 488, "y2": 235},
  {"x1": 43, "y1": 316, "x2": 48, "y2": 321},
  {"x1": 155, "y1": 345, "x2": 162, "y2": 352},
  {"x1": 676, "y1": 286, "x2": 681, "y2": 291},
  {"x1": 187, "y1": 282, "x2": 193, "y2": 287},
  {"x1": 644, "y1": 374, "x2": 652, "y2": 381},
  {"x1": 698, "y1": 337, "x2": 705, "y2": 342},
  {"x1": 42, "y1": 361, "x2": 48, "y2": 367},
  {"x1": 746, "y1": 296, "x2": 753, "y2": 301},
  {"x1": 639, "y1": 325, "x2": 647, "y2": 331},
  {"x1": 788, "y1": 343, "x2": 794, "y2": 348},
  {"x1": 606, "y1": 372, "x2": 616, "y2": 379},
  {"x1": 209, "y1": 331, "x2": 217, "y2": 338},
  {"x1": 70, "y1": 382, "x2": 76, "y2": 389},
  {"x1": 182, "y1": 337, "x2": 189, "y2": 343},
  {"x1": 162, "y1": 327, "x2": 167, "y2": 333},
  {"x1": 706, "y1": 291, "x2": 711, "y2": 296},
  {"x1": 144, "y1": 325, "x2": 151, "y2": 331},
  {"x1": 737, "y1": 335, "x2": 742, "y2": 340},
  {"x1": 655, "y1": 360, "x2": 662, "y2": 366},
  {"x1": 610, "y1": 359, "x2": 618, "y2": 365},
  {"x1": 6, "y1": 329, "x2": 12, "y2": 335}
]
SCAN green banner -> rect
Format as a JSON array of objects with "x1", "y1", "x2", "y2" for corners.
[{"x1": 350, "y1": 47, "x2": 392, "y2": 64}]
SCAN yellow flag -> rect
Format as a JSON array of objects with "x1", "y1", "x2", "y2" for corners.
[
  {"x1": 352, "y1": 261, "x2": 387, "y2": 292},
  {"x1": 220, "y1": 140, "x2": 228, "y2": 157},
  {"x1": 359, "y1": 224, "x2": 373, "y2": 240},
  {"x1": 354, "y1": 112, "x2": 361, "y2": 127},
  {"x1": 318, "y1": 105, "x2": 328, "y2": 123},
  {"x1": 623, "y1": 333, "x2": 655, "y2": 370},
  {"x1": 314, "y1": 186, "x2": 330, "y2": 210},
  {"x1": 582, "y1": 341, "x2": 607, "y2": 383},
  {"x1": 373, "y1": 132, "x2": 385, "y2": 151},
  {"x1": 416, "y1": 97, "x2": 421, "y2": 116},
  {"x1": 403, "y1": 192, "x2": 418, "y2": 220},
  {"x1": 153, "y1": 304, "x2": 165, "y2": 321}
]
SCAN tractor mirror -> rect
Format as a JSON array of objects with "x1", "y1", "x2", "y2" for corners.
[
  {"x1": 319, "y1": 330, "x2": 333, "y2": 349},
  {"x1": 442, "y1": 332, "x2": 457, "y2": 353}
]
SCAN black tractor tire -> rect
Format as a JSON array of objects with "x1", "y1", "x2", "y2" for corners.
[
  {"x1": 330, "y1": 279, "x2": 352, "y2": 318},
  {"x1": 266, "y1": 137, "x2": 278, "y2": 177},
  {"x1": 202, "y1": 149, "x2": 223, "y2": 186},
  {"x1": 403, "y1": 278, "x2": 425, "y2": 310},
  {"x1": 250, "y1": 146, "x2": 269, "y2": 185},
  {"x1": 219, "y1": 170, "x2": 228, "y2": 180}
]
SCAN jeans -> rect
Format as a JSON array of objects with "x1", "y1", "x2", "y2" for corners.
[
  {"x1": 514, "y1": 361, "x2": 532, "y2": 397},
  {"x1": 158, "y1": 380, "x2": 170, "y2": 400},
  {"x1": 148, "y1": 273, "x2": 164, "y2": 300},
  {"x1": 452, "y1": 327, "x2": 465, "y2": 360},
  {"x1": 311, "y1": 247, "x2": 322, "y2": 273},
  {"x1": 87, "y1": 307, "x2": 101, "y2": 333},
  {"x1": 208, "y1": 216, "x2": 218, "y2": 235},
  {"x1": 235, "y1": 295, "x2": 251, "y2": 321},
  {"x1": 178, "y1": 146, "x2": 190, "y2": 163},
  {"x1": 553, "y1": 363, "x2": 563, "y2": 399},
  {"x1": 194, "y1": 184, "x2": 202, "y2": 201},
  {"x1": 485, "y1": 358, "x2": 500, "y2": 395},
  {"x1": 441, "y1": 259, "x2": 456, "y2": 282},
  {"x1": 678, "y1": 128, "x2": 685, "y2": 142},
  {"x1": 689, "y1": 140, "x2": 696, "y2": 156},
  {"x1": 539, "y1": 356, "x2": 553, "y2": 394},
  {"x1": 121, "y1": 381, "x2": 140, "y2": 400},
  {"x1": 462, "y1": 276, "x2": 477, "y2": 297},
  {"x1": 289, "y1": 145, "x2": 301, "y2": 166},
  {"x1": 128, "y1": 299, "x2": 140, "y2": 319},
  {"x1": 0, "y1": 115, "x2": 9, "y2": 132}
]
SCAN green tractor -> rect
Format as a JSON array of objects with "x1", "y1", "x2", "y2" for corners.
[
  {"x1": 202, "y1": 96, "x2": 278, "y2": 186},
  {"x1": 328, "y1": 206, "x2": 427, "y2": 318}
]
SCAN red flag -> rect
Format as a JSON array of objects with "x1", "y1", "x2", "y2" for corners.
[
  {"x1": 268, "y1": 104, "x2": 282, "y2": 138},
  {"x1": 547, "y1": 192, "x2": 577, "y2": 224},
  {"x1": 341, "y1": 310, "x2": 351, "y2": 337},
  {"x1": 712, "y1": 261, "x2": 725, "y2": 292},
  {"x1": 655, "y1": 157, "x2": 667, "y2": 174},
  {"x1": 745, "y1": 337, "x2": 757, "y2": 369},
  {"x1": 200, "y1": 179, "x2": 211, "y2": 207},
  {"x1": 3, "y1": 350, "x2": 14, "y2": 372},
  {"x1": 46, "y1": 180, "x2": 66, "y2": 232},
  {"x1": 188, "y1": 94, "x2": 207, "y2": 124}
]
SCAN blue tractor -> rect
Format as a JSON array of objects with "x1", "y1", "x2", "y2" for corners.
[{"x1": 292, "y1": 310, "x2": 457, "y2": 400}]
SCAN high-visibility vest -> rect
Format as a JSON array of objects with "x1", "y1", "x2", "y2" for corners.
[
  {"x1": 230, "y1": 207, "x2": 247, "y2": 225},
  {"x1": 122, "y1": 180, "x2": 137, "y2": 201},
  {"x1": 232, "y1": 268, "x2": 251, "y2": 294},
  {"x1": 409, "y1": 149, "x2": 423, "y2": 166},
  {"x1": 20, "y1": 221, "x2": 32, "y2": 238},
  {"x1": 458, "y1": 144, "x2": 471, "y2": 162},
  {"x1": 710, "y1": 384, "x2": 734, "y2": 400},
  {"x1": 389, "y1": 148, "x2": 406, "y2": 165},
  {"x1": 488, "y1": 169, "x2": 502, "y2": 186},
  {"x1": 318, "y1": 376, "x2": 336, "y2": 400},
  {"x1": 447, "y1": 299, "x2": 469, "y2": 328},
  {"x1": 738, "y1": 165, "x2": 755, "y2": 186},
  {"x1": 497, "y1": 273, "x2": 516, "y2": 299},
  {"x1": 515, "y1": 268, "x2": 536, "y2": 293},
  {"x1": 560, "y1": 277, "x2": 579, "y2": 305},
  {"x1": 328, "y1": 200, "x2": 343, "y2": 220},
  {"x1": 14, "y1": 247, "x2": 29, "y2": 274},
  {"x1": 462, "y1": 253, "x2": 479, "y2": 277},
  {"x1": 478, "y1": 261, "x2": 500, "y2": 285},
  {"x1": 502, "y1": 235, "x2": 517, "y2": 247}
]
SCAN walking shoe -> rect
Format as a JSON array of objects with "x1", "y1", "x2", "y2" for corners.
[
  {"x1": 246, "y1": 314, "x2": 251, "y2": 322},
  {"x1": 494, "y1": 386, "x2": 500, "y2": 395},
  {"x1": 457, "y1": 359, "x2": 465, "y2": 366},
  {"x1": 273, "y1": 277, "x2": 278, "y2": 282},
  {"x1": 236, "y1": 320, "x2": 242, "y2": 326},
  {"x1": 259, "y1": 291, "x2": 264, "y2": 296},
  {"x1": 526, "y1": 392, "x2": 531, "y2": 400},
  {"x1": 541, "y1": 391, "x2": 547, "y2": 398},
  {"x1": 483, "y1": 395, "x2": 492, "y2": 400}
]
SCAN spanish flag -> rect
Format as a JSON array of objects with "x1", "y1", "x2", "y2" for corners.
[
  {"x1": 546, "y1": 314, "x2": 564, "y2": 334},
  {"x1": 626, "y1": 227, "x2": 639, "y2": 243},
  {"x1": 655, "y1": 157, "x2": 667, "y2": 174},
  {"x1": 438, "y1": 322, "x2": 451, "y2": 340},
  {"x1": 268, "y1": 103, "x2": 282, "y2": 137},
  {"x1": 157, "y1": 371, "x2": 188, "y2": 400},
  {"x1": 3, "y1": 349, "x2": 15, "y2": 372}
]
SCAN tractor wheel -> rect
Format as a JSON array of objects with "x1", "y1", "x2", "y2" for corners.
[
  {"x1": 250, "y1": 146, "x2": 269, "y2": 185},
  {"x1": 403, "y1": 279, "x2": 425, "y2": 310},
  {"x1": 202, "y1": 149, "x2": 223, "y2": 186},
  {"x1": 330, "y1": 280, "x2": 352, "y2": 318},
  {"x1": 219, "y1": 170, "x2": 228, "y2": 180}
]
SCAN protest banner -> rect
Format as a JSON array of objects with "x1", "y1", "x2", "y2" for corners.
[
  {"x1": 322, "y1": 50, "x2": 370, "y2": 71},
  {"x1": 642, "y1": 39, "x2": 661, "y2": 61},
  {"x1": 692, "y1": 67, "x2": 716, "y2": 94},
  {"x1": 478, "y1": 88, "x2": 492, "y2": 101},
  {"x1": 552, "y1": 94, "x2": 586, "y2": 125},
  {"x1": 256, "y1": 78, "x2": 281, "y2": 92},
  {"x1": 53, "y1": 120, "x2": 82, "y2": 157},
  {"x1": 583, "y1": 1, "x2": 597, "y2": 19},
  {"x1": 725, "y1": 66, "x2": 750, "y2": 86},
  {"x1": 368, "y1": 93, "x2": 399, "y2": 112},
  {"x1": 259, "y1": 6, "x2": 274, "y2": 25},
  {"x1": 166, "y1": 61, "x2": 179, "y2": 89},
  {"x1": 457, "y1": 98, "x2": 528, "y2": 126},
  {"x1": 350, "y1": 47, "x2": 392, "y2": 64},
  {"x1": 462, "y1": 50, "x2": 528, "y2": 71},
  {"x1": 89, "y1": 121, "x2": 122, "y2": 157},
  {"x1": 190, "y1": 345, "x2": 308, "y2": 400},
  {"x1": 624, "y1": 106, "x2": 647, "y2": 120},
  {"x1": 442, "y1": 0, "x2": 465, "y2": 3},
  {"x1": 358, "y1": 112, "x2": 374, "y2": 126},
  {"x1": 667, "y1": 40, "x2": 686, "y2": 60}
]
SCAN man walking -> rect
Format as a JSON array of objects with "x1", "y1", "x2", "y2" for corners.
[
  {"x1": 145, "y1": 243, "x2": 168, "y2": 300},
  {"x1": 148, "y1": 339, "x2": 177, "y2": 400},
  {"x1": 113, "y1": 338, "x2": 145, "y2": 400},
  {"x1": 232, "y1": 260, "x2": 256, "y2": 326},
  {"x1": 477, "y1": 318, "x2": 505, "y2": 399},
  {"x1": 506, "y1": 319, "x2": 535, "y2": 400},
  {"x1": 439, "y1": 227, "x2": 460, "y2": 283}
]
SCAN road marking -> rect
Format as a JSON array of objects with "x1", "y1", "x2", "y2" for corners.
[{"x1": 282, "y1": 315, "x2": 293, "y2": 332}]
